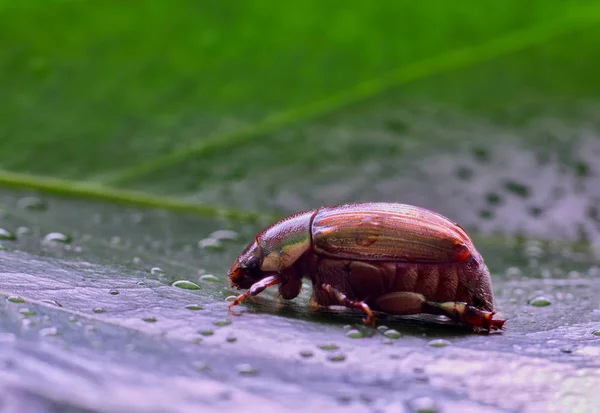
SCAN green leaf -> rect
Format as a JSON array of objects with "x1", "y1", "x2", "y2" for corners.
[{"x1": 1, "y1": 1, "x2": 600, "y2": 411}]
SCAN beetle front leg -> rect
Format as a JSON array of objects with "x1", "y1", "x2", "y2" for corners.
[
  {"x1": 229, "y1": 275, "x2": 282, "y2": 312},
  {"x1": 321, "y1": 283, "x2": 376, "y2": 327}
]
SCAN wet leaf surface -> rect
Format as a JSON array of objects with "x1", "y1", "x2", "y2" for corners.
[
  {"x1": 2, "y1": 2, "x2": 600, "y2": 412},
  {"x1": 1, "y1": 189, "x2": 599, "y2": 412}
]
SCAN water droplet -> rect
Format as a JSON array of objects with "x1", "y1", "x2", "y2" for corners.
[
  {"x1": 377, "y1": 325, "x2": 389, "y2": 332},
  {"x1": 407, "y1": 396, "x2": 438, "y2": 413},
  {"x1": 327, "y1": 353, "x2": 346, "y2": 362},
  {"x1": 383, "y1": 329, "x2": 402, "y2": 339},
  {"x1": 136, "y1": 281, "x2": 146, "y2": 286},
  {"x1": 150, "y1": 267, "x2": 165, "y2": 276},
  {"x1": 93, "y1": 307, "x2": 106, "y2": 314},
  {"x1": 200, "y1": 274, "x2": 219, "y2": 282},
  {"x1": 529, "y1": 296, "x2": 551, "y2": 307},
  {"x1": 41, "y1": 299, "x2": 62, "y2": 307},
  {"x1": 185, "y1": 304, "x2": 204, "y2": 311},
  {"x1": 109, "y1": 289, "x2": 119, "y2": 295},
  {"x1": 172, "y1": 280, "x2": 201, "y2": 290},
  {"x1": 319, "y1": 343, "x2": 339, "y2": 351},
  {"x1": 17, "y1": 196, "x2": 47, "y2": 210},
  {"x1": 198, "y1": 238, "x2": 222, "y2": 250},
  {"x1": 39, "y1": 327, "x2": 59, "y2": 337},
  {"x1": 235, "y1": 363, "x2": 258, "y2": 375},
  {"x1": 0, "y1": 228, "x2": 16, "y2": 241},
  {"x1": 225, "y1": 295, "x2": 237, "y2": 302},
  {"x1": 382, "y1": 338, "x2": 394, "y2": 345},
  {"x1": 345, "y1": 329, "x2": 364, "y2": 339},
  {"x1": 42, "y1": 232, "x2": 72, "y2": 244},
  {"x1": 226, "y1": 335, "x2": 237, "y2": 343},
  {"x1": 193, "y1": 361, "x2": 210, "y2": 371},
  {"x1": 300, "y1": 350, "x2": 314, "y2": 358},
  {"x1": 213, "y1": 319, "x2": 232, "y2": 327},
  {"x1": 19, "y1": 308, "x2": 36, "y2": 317},
  {"x1": 209, "y1": 230, "x2": 239, "y2": 241},
  {"x1": 503, "y1": 180, "x2": 530, "y2": 198},
  {"x1": 428, "y1": 339, "x2": 451, "y2": 348},
  {"x1": 68, "y1": 316, "x2": 78, "y2": 323},
  {"x1": 16, "y1": 227, "x2": 30, "y2": 236},
  {"x1": 132, "y1": 257, "x2": 142, "y2": 265},
  {"x1": 7, "y1": 296, "x2": 24, "y2": 303},
  {"x1": 142, "y1": 316, "x2": 157, "y2": 323},
  {"x1": 593, "y1": 330, "x2": 600, "y2": 336},
  {"x1": 199, "y1": 329, "x2": 214, "y2": 336}
]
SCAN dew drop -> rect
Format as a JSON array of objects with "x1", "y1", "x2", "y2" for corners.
[
  {"x1": 42, "y1": 232, "x2": 72, "y2": 244},
  {"x1": 225, "y1": 295, "x2": 237, "y2": 302},
  {"x1": 39, "y1": 327, "x2": 59, "y2": 337},
  {"x1": 132, "y1": 257, "x2": 142, "y2": 265},
  {"x1": 226, "y1": 335, "x2": 237, "y2": 343},
  {"x1": 200, "y1": 274, "x2": 219, "y2": 282},
  {"x1": 214, "y1": 319, "x2": 232, "y2": 327},
  {"x1": 209, "y1": 230, "x2": 239, "y2": 241},
  {"x1": 383, "y1": 329, "x2": 402, "y2": 339},
  {"x1": 16, "y1": 227, "x2": 30, "y2": 236},
  {"x1": 319, "y1": 343, "x2": 339, "y2": 351},
  {"x1": 593, "y1": 331, "x2": 600, "y2": 337},
  {"x1": 428, "y1": 339, "x2": 451, "y2": 348},
  {"x1": 377, "y1": 325, "x2": 389, "y2": 332},
  {"x1": 185, "y1": 304, "x2": 204, "y2": 311},
  {"x1": 193, "y1": 361, "x2": 210, "y2": 371},
  {"x1": 300, "y1": 350, "x2": 314, "y2": 358},
  {"x1": 407, "y1": 396, "x2": 438, "y2": 413},
  {"x1": 19, "y1": 308, "x2": 36, "y2": 317},
  {"x1": 137, "y1": 281, "x2": 146, "y2": 286},
  {"x1": 172, "y1": 280, "x2": 201, "y2": 290},
  {"x1": 17, "y1": 196, "x2": 48, "y2": 210},
  {"x1": 7, "y1": 296, "x2": 24, "y2": 303},
  {"x1": 198, "y1": 238, "x2": 222, "y2": 250},
  {"x1": 150, "y1": 267, "x2": 165, "y2": 276},
  {"x1": 93, "y1": 307, "x2": 106, "y2": 314},
  {"x1": 529, "y1": 296, "x2": 551, "y2": 307},
  {"x1": 199, "y1": 329, "x2": 214, "y2": 336},
  {"x1": 327, "y1": 353, "x2": 346, "y2": 362},
  {"x1": 142, "y1": 316, "x2": 157, "y2": 323},
  {"x1": 235, "y1": 363, "x2": 258, "y2": 375},
  {"x1": 0, "y1": 228, "x2": 16, "y2": 241},
  {"x1": 382, "y1": 338, "x2": 394, "y2": 345},
  {"x1": 109, "y1": 289, "x2": 119, "y2": 295},
  {"x1": 345, "y1": 329, "x2": 364, "y2": 339}
]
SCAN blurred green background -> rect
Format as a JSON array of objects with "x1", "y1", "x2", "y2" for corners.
[{"x1": 2, "y1": 0, "x2": 600, "y2": 239}]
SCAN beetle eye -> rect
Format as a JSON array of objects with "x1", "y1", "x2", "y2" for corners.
[{"x1": 242, "y1": 255, "x2": 260, "y2": 270}]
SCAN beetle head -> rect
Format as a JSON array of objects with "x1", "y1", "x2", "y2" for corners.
[{"x1": 228, "y1": 240, "x2": 265, "y2": 289}]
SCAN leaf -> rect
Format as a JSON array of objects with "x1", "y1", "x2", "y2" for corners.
[
  {"x1": 2, "y1": 189, "x2": 600, "y2": 412},
  {"x1": 1, "y1": 2, "x2": 600, "y2": 412}
]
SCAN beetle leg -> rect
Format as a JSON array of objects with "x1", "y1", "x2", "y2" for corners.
[
  {"x1": 229, "y1": 275, "x2": 282, "y2": 312},
  {"x1": 374, "y1": 292, "x2": 505, "y2": 332},
  {"x1": 423, "y1": 300, "x2": 506, "y2": 332},
  {"x1": 321, "y1": 283, "x2": 376, "y2": 327}
]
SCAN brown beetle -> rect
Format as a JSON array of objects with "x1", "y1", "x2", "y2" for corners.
[{"x1": 228, "y1": 202, "x2": 505, "y2": 331}]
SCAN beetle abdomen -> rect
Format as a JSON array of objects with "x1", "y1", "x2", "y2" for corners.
[
  {"x1": 307, "y1": 254, "x2": 494, "y2": 312},
  {"x1": 311, "y1": 203, "x2": 473, "y2": 263}
]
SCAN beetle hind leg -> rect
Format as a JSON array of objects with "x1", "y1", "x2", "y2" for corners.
[
  {"x1": 374, "y1": 292, "x2": 505, "y2": 332},
  {"x1": 321, "y1": 283, "x2": 376, "y2": 327},
  {"x1": 423, "y1": 300, "x2": 506, "y2": 331}
]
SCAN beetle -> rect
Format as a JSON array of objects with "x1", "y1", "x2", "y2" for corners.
[{"x1": 228, "y1": 202, "x2": 505, "y2": 331}]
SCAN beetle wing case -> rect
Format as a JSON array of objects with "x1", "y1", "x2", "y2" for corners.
[{"x1": 311, "y1": 203, "x2": 473, "y2": 263}]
